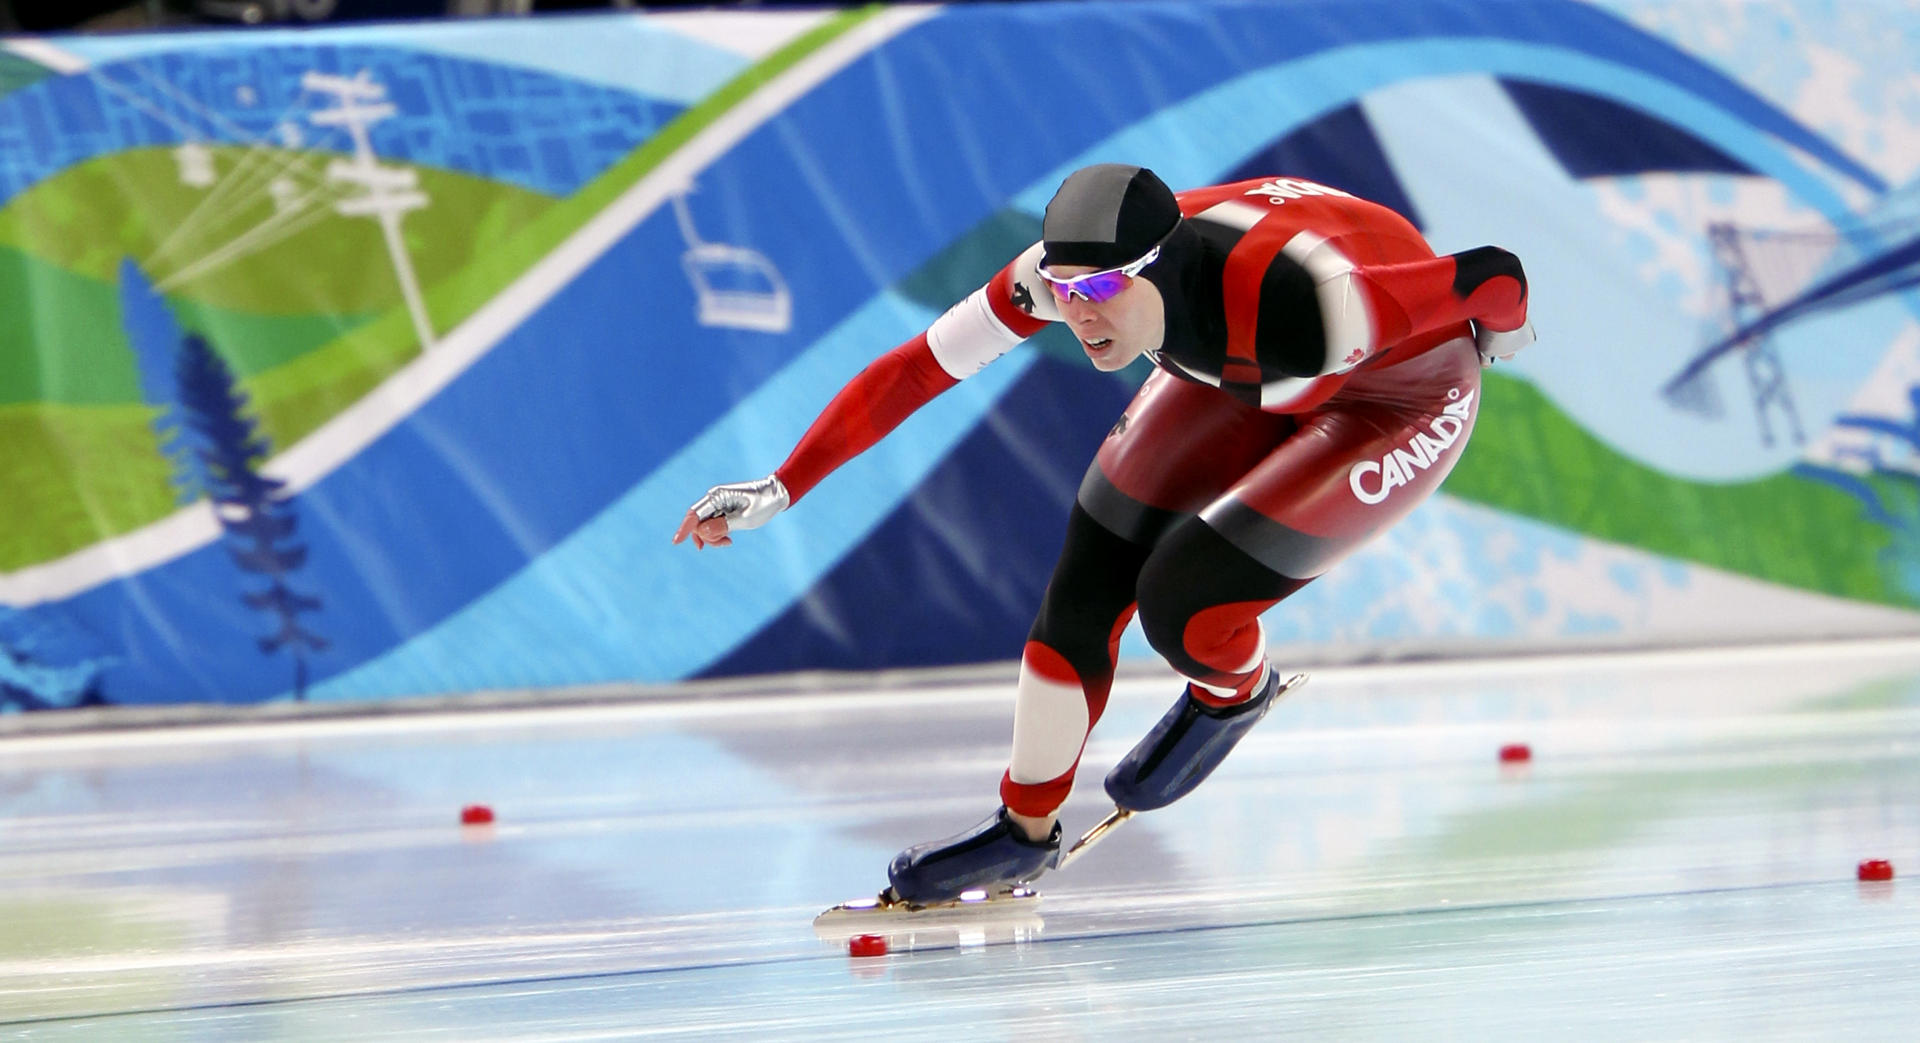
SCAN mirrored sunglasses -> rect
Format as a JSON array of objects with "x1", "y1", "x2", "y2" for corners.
[{"x1": 1038, "y1": 244, "x2": 1162, "y2": 303}]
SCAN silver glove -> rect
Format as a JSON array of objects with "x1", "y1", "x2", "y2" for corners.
[{"x1": 689, "y1": 474, "x2": 791, "y2": 532}]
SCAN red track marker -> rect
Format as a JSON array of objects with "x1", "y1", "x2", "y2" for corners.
[
  {"x1": 848, "y1": 933, "x2": 889, "y2": 958},
  {"x1": 1858, "y1": 859, "x2": 1895, "y2": 882},
  {"x1": 460, "y1": 804, "x2": 495, "y2": 826},
  {"x1": 1498, "y1": 743, "x2": 1532, "y2": 764}
]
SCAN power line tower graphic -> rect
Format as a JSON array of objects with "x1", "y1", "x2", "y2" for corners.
[
  {"x1": 305, "y1": 69, "x2": 436, "y2": 351},
  {"x1": 1705, "y1": 221, "x2": 1804, "y2": 447}
]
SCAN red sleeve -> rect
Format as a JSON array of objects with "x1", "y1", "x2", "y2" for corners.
[
  {"x1": 770, "y1": 247, "x2": 1049, "y2": 504},
  {"x1": 1358, "y1": 245, "x2": 1529, "y2": 344},
  {"x1": 772, "y1": 332, "x2": 959, "y2": 503}
]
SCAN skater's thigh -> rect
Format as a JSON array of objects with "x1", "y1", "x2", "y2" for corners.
[
  {"x1": 1200, "y1": 338, "x2": 1482, "y2": 581},
  {"x1": 1137, "y1": 512, "x2": 1303, "y2": 622},
  {"x1": 1076, "y1": 370, "x2": 1295, "y2": 546}
]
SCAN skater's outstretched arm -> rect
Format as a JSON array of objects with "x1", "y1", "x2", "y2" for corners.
[{"x1": 673, "y1": 250, "x2": 1053, "y2": 549}]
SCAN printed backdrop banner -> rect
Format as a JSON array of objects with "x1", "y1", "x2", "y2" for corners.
[{"x1": 3, "y1": 0, "x2": 1919, "y2": 709}]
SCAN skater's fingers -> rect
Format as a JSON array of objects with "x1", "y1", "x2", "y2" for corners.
[
  {"x1": 696, "y1": 515, "x2": 732, "y2": 546},
  {"x1": 672, "y1": 509, "x2": 701, "y2": 545},
  {"x1": 673, "y1": 507, "x2": 737, "y2": 550}
]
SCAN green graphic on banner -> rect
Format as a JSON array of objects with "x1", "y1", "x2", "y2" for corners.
[
  {"x1": 0, "y1": 149, "x2": 554, "y2": 571},
  {"x1": 1448, "y1": 373, "x2": 1914, "y2": 607},
  {"x1": 0, "y1": 5, "x2": 883, "y2": 576}
]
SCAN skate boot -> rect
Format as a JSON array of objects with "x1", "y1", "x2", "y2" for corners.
[
  {"x1": 885, "y1": 806, "x2": 1062, "y2": 907},
  {"x1": 1104, "y1": 668, "x2": 1297, "y2": 811}
]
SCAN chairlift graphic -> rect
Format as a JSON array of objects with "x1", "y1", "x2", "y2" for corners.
[{"x1": 670, "y1": 187, "x2": 792, "y2": 335}]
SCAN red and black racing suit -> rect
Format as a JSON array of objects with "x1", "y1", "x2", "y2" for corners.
[{"x1": 772, "y1": 177, "x2": 1529, "y2": 818}]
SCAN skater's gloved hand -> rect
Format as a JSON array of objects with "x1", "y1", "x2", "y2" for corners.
[
  {"x1": 672, "y1": 474, "x2": 790, "y2": 549},
  {"x1": 1474, "y1": 319, "x2": 1535, "y2": 367}
]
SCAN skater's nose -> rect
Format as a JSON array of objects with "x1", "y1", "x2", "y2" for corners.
[{"x1": 1061, "y1": 296, "x2": 1101, "y2": 325}]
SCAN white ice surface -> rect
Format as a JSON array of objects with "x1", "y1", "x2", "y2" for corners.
[{"x1": 1, "y1": 640, "x2": 1917, "y2": 1038}]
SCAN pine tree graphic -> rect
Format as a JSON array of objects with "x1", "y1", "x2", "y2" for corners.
[
  {"x1": 120, "y1": 258, "x2": 213, "y2": 504},
  {"x1": 175, "y1": 333, "x2": 329, "y2": 699}
]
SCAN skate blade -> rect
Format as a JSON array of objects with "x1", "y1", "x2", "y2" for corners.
[
  {"x1": 1057, "y1": 806, "x2": 1133, "y2": 870},
  {"x1": 1055, "y1": 673, "x2": 1304, "y2": 871},
  {"x1": 813, "y1": 885, "x2": 1042, "y2": 946}
]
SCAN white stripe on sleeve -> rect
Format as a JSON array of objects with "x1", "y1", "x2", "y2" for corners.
[{"x1": 926, "y1": 286, "x2": 1025, "y2": 380}]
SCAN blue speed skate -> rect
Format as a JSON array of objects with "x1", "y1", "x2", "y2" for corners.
[
  {"x1": 884, "y1": 806, "x2": 1061, "y2": 907},
  {"x1": 1104, "y1": 669, "x2": 1306, "y2": 811}
]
